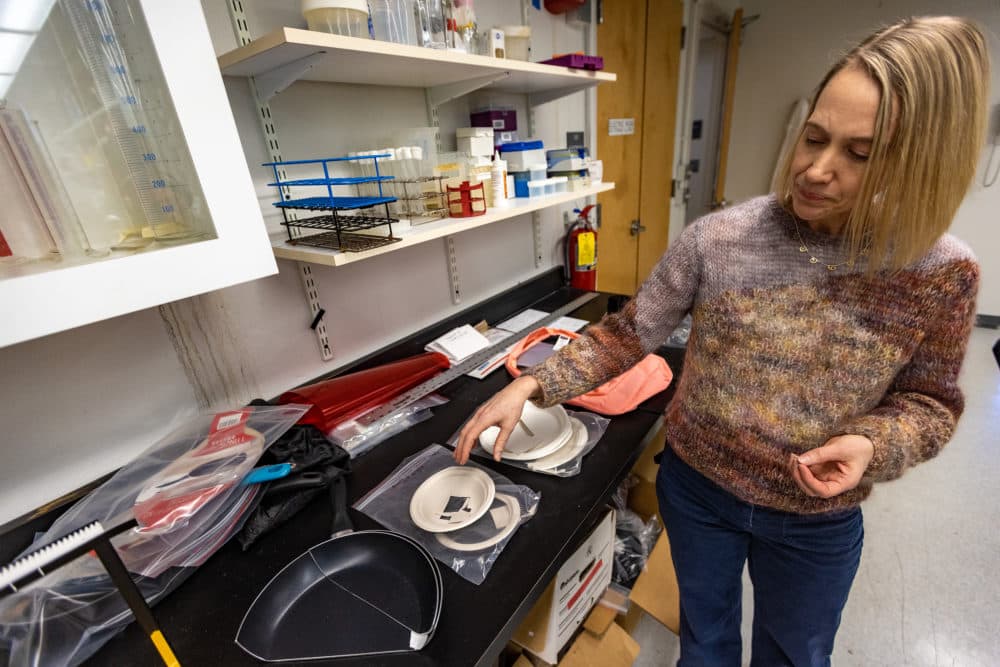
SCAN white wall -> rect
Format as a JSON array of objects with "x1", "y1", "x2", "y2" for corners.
[
  {"x1": 0, "y1": 2, "x2": 598, "y2": 526},
  {"x1": 724, "y1": 0, "x2": 1000, "y2": 314}
]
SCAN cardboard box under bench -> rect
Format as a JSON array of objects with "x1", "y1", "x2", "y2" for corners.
[
  {"x1": 620, "y1": 425, "x2": 681, "y2": 636},
  {"x1": 511, "y1": 510, "x2": 615, "y2": 664}
]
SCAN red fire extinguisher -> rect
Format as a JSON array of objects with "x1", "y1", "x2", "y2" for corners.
[{"x1": 565, "y1": 205, "x2": 598, "y2": 291}]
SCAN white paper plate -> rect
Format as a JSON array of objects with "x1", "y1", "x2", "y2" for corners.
[
  {"x1": 527, "y1": 417, "x2": 589, "y2": 472},
  {"x1": 479, "y1": 402, "x2": 572, "y2": 461},
  {"x1": 435, "y1": 492, "x2": 521, "y2": 552},
  {"x1": 409, "y1": 467, "x2": 496, "y2": 533}
]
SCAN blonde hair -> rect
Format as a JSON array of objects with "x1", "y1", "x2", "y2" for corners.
[{"x1": 772, "y1": 16, "x2": 991, "y2": 270}]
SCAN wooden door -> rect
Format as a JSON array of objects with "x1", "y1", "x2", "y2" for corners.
[
  {"x1": 637, "y1": 0, "x2": 684, "y2": 284},
  {"x1": 597, "y1": 0, "x2": 684, "y2": 295}
]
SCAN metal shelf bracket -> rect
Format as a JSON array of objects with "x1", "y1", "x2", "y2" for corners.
[
  {"x1": 427, "y1": 72, "x2": 511, "y2": 109},
  {"x1": 255, "y1": 52, "x2": 327, "y2": 101},
  {"x1": 528, "y1": 85, "x2": 592, "y2": 108}
]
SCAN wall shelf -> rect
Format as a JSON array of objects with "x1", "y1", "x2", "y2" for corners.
[
  {"x1": 272, "y1": 181, "x2": 615, "y2": 267},
  {"x1": 218, "y1": 28, "x2": 616, "y2": 102}
]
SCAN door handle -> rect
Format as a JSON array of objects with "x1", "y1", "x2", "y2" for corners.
[{"x1": 630, "y1": 219, "x2": 646, "y2": 236}]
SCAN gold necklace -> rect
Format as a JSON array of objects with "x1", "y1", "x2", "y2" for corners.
[{"x1": 791, "y1": 217, "x2": 865, "y2": 271}]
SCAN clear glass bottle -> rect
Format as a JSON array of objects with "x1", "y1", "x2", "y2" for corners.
[{"x1": 425, "y1": 0, "x2": 446, "y2": 48}]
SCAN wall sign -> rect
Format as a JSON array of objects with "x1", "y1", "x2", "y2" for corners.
[{"x1": 608, "y1": 118, "x2": 635, "y2": 136}]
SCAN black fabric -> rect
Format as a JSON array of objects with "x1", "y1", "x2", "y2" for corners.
[{"x1": 237, "y1": 421, "x2": 351, "y2": 550}]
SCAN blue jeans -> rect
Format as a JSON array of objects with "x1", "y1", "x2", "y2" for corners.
[{"x1": 655, "y1": 446, "x2": 863, "y2": 667}]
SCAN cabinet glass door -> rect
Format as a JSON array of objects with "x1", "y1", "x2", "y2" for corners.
[
  {"x1": 0, "y1": 0, "x2": 276, "y2": 348},
  {"x1": 1, "y1": 0, "x2": 214, "y2": 269}
]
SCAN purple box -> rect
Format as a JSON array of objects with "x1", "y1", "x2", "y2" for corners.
[
  {"x1": 540, "y1": 54, "x2": 604, "y2": 71},
  {"x1": 471, "y1": 109, "x2": 517, "y2": 132}
]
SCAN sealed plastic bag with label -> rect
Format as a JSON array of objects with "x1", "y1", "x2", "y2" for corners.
[
  {"x1": 354, "y1": 444, "x2": 540, "y2": 585},
  {"x1": 0, "y1": 404, "x2": 308, "y2": 667}
]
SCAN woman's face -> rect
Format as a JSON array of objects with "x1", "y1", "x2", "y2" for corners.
[{"x1": 790, "y1": 66, "x2": 880, "y2": 233}]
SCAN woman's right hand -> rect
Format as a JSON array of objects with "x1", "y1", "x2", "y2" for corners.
[{"x1": 453, "y1": 375, "x2": 542, "y2": 464}]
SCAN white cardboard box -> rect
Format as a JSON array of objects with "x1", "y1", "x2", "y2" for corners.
[{"x1": 512, "y1": 509, "x2": 616, "y2": 664}]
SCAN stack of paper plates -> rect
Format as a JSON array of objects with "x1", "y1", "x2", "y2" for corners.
[
  {"x1": 478, "y1": 402, "x2": 574, "y2": 461},
  {"x1": 408, "y1": 466, "x2": 525, "y2": 553}
]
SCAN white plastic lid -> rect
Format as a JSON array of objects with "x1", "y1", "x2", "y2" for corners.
[
  {"x1": 549, "y1": 176, "x2": 568, "y2": 184},
  {"x1": 302, "y1": 0, "x2": 369, "y2": 15},
  {"x1": 500, "y1": 25, "x2": 531, "y2": 38},
  {"x1": 456, "y1": 127, "x2": 495, "y2": 138},
  {"x1": 527, "y1": 179, "x2": 548, "y2": 187}
]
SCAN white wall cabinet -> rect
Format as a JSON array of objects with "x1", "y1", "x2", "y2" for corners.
[{"x1": 0, "y1": 0, "x2": 277, "y2": 348}]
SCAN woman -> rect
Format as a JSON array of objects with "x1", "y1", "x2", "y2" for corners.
[{"x1": 454, "y1": 16, "x2": 990, "y2": 666}]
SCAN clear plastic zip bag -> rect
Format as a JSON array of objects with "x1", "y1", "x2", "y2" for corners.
[
  {"x1": 354, "y1": 444, "x2": 540, "y2": 585},
  {"x1": 0, "y1": 404, "x2": 309, "y2": 667}
]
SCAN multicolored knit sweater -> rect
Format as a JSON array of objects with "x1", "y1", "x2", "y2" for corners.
[{"x1": 528, "y1": 195, "x2": 979, "y2": 514}]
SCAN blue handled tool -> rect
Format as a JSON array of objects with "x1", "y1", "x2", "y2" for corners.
[{"x1": 242, "y1": 463, "x2": 294, "y2": 485}]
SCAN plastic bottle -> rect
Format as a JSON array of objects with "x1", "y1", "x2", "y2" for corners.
[{"x1": 491, "y1": 152, "x2": 508, "y2": 207}]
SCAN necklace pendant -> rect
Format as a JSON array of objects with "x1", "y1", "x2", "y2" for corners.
[
  {"x1": 809, "y1": 257, "x2": 819, "y2": 264},
  {"x1": 826, "y1": 264, "x2": 837, "y2": 271},
  {"x1": 798, "y1": 246, "x2": 808, "y2": 253}
]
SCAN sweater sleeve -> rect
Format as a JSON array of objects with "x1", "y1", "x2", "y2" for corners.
[
  {"x1": 839, "y1": 260, "x2": 980, "y2": 481},
  {"x1": 526, "y1": 217, "x2": 704, "y2": 407}
]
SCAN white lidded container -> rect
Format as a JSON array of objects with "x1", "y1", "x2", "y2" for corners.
[
  {"x1": 501, "y1": 25, "x2": 531, "y2": 61},
  {"x1": 456, "y1": 127, "x2": 495, "y2": 157},
  {"x1": 527, "y1": 179, "x2": 546, "y2": 198},
  {"x1": 527, "y1": 163, "x2": 547, "y2": 182},
  {"x1": 549, "y1": 176, "x2": 568, "y2": 193},
  {"x1": 302, "y1": 0, "x2": 370, "y2": 38},
  {"x1": 500, "y1": 140, "x2": 545, "y2": 172}
]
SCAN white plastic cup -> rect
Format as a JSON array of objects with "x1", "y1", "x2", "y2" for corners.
[{"x1": 302, "y1": 0, "x2": 371, "y2": 38}]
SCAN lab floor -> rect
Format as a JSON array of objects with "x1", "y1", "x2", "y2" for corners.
[{"x1": 633, "y1": 326, "x2": 1000, "y2": 667}]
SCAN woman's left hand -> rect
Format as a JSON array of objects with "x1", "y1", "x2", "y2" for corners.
[{"x1": 788, "y1": 435, "x2": 875, "y2": 498}]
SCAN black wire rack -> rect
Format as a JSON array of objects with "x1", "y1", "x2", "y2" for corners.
[
  {"x1": 282, "y1": 213, "x2": 400, "y2": 252},
  {"x1": 265, "y1": 155, "x2": 402, "y2": 253}
]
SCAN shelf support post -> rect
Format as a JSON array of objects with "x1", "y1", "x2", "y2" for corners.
[
  {"x1": 445, "y1": 236, "x2": 461, "y2": 304},
  {"x1": 532, "y1": 212, "x2": 544, "y2": 267},
  {"x1": 228, "y1": 0, "x2": 334, "y2": 361}
]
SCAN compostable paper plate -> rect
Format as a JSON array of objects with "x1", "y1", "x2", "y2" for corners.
[
  {"x1": 527, "y1": 417, "x2": 589, "y2": 472},
  {"x1": 435, "y1": 492, "x2": 521, "y2": 552},
  {"x1": 479, "y1": 402, "x2": 572, "y2": 461},
  {"x1": 409, "y1": 466, "x2": 496, "y2": 533}
]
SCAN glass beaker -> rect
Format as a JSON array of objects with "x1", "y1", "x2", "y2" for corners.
[
  {"x1": 372, "y1": 0, "x2": 415, "y2": 45},
  {"x1": 5, "y1": 0, "x2": 214, "y2": 253},
  {"x1": 414, "y1": 0, "x2": 445, "y2": 48}
]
